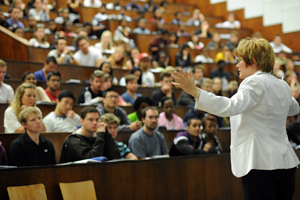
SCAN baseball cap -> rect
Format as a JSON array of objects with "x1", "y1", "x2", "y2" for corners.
[{"x1": 139, "y1": 53, "x2": 149, "y2": 61}]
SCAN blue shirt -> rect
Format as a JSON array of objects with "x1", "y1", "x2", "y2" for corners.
[
  {"x1": 133, "y1": 27, "x2": 151, "y2": 35},
  {"x1": 34, "y1": 69, "x2": 46, "y2": 81},
  {"x1": 117, "y1": 141, "x2": 131, "y2": 159},
  {"x1": 121, "y1": 92, "x2": 142, "y2": 105},
  {"x1": 7, "y1": 18, "x2": 24, "y2": 30}
]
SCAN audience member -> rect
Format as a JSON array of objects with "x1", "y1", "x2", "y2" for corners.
[
  {"x1": 74, "y1": 35, "x2": 103, "y2": 66},
  {"x1": 125, "y1": 47, "x2": 140, "y2": 70},
  {"x1": 92, "y1": 4, "x2": 108, "y2": 26},
  {"x1": 215, "y1": 45, "x2": 235, "y2": 64},
  {"x1": 12, "y1": 0, "x2": 27, "y2": 18},
  {"x1": 121, "y1": 74, "x2": 142, "y2": 105},
  {"x1": 0, "y1": 8, "x2": 10, "y2": 29},
  {"x1": 82, "y1": 0, "x2": 101, "y2": 7},
  {"x1": 117, "y1": 6, "x2": 132, "y2": 22},
  {"x1": 126, "y1": 0, "x2": 141, "y2": 11},
  {"x1": 59, "y1": 20, "x2": 77, "y2": 37},
  {"x1": 67, "y1": 0, "x2": 81, "y2": 24},
  {"x1": 24, "y1": 16, "x2": 37, "y2": 31},
  {"x1": 133, "y1": 10, "x2": 147, "y2": 22},
  {"x1": 201, "y1": 115, "x2": 223, "y2": 154},
  {"x1": 195, "y1": 20, "x2": 212, "y2": 38},
  {"x1": 151, "y1": 72, "x2": 176, "y2": 106},
  {"x1": 207, "y1": 32, "x2": 223, "y2": 50},
  {"x1": 186, "y1": 9, "x2": 204, "y2": 26},
  {"x1": 194, "y1": 47, "x2": 214, "y2": 63},
  {"x1": 22, "y1": 71, "x2": 50, "y2": 102},
  {"x1": 158, "y1": 96, "x2": 184, "y2": 130},
  {"x1": 4, "y1": 83, "x2": 46, "y2": 133},
  {"x1": 113, "y1": 18, "x2": 131, "y2": 44},
  {"x1": 150, "y1": 8, "x2": 166, "y2": 24},
  {"x1": 226, "y1": 80, "x2": 238, "y2": 98},
  {"x1": 54, "y1": 7, "x2": 70, "y2": 24},
  {"x1": 251, "y1": 32, "x2": 262, "y2": 41},
  {"x1": 107, "y1": 47, "x2": 127, "y2": 69},
  {"x1": 139, "y1": 53, "x2": 155, "y2": 87},
  {"x1": 44, "y1": 19, "x2": 58, "y2": 35},
  {"x1": 43, "y1": 90, "x2": 80, "y2": 132},
  {"x1": 133, "y1": 18, "x2": 151, "y2": 35},
  {"x1": 99, "y1": 113, "x2": 138, "y2": 160},
  {"x1": 212, "y1": 77, "x2": 225, "y2": 96},
  {"x1": 82, "y1": 21, "x2": 98, "y2": 39},
  {"x1": 96, "y1": 88, "x2": 142, "y2": 131},
  {"x1": 216, "y1": 12, "x2": 240, "y2": 29},
  {"x1": 210, "y1": 60, "x2": 232, "y2": 80},
  {"x1": 284, "y1": 71, "x2": 297, "y2": 88},
  {"x1": 60, "y1": 106, "x2": 121, "y2": 163},
  {"x1": 13, "y1": 27, "x2": 25, "y2": 38},
  {"x1": 119, "y1": 67, "x2": 142, "y2": 86},
  {"x1": 94, "y1": 30, "x2": 115, "y2": 54},
  {"x1": 34, "y1": 56, "x2": 57, "y2": 81},
  {"x1": 101, "y1": 73, "x2": 112, "y2": 91},
  {"x1": 29, "y1": 0, "x2": 49, "y2": 21},
  {"x1": 169, "y1": 118, "x2": 216, "y2": 157},
  {"x1": 187, "y1": 33, "x2": 204, "y2": 50},
  {"x1": 159, "y1": 0, "x2": 169, "y2": 14},
  {"x1": 169, "y1": 31, "x2": 180, "y2": 48},
  {"x1": 270, "y1": 34, "x2": 292, "y2": 53},
  {"x1": 29, "y1": 24, "x2": 50, "y2": 48},
  {"x1": 45, "y1": 71, "x2": 61, "y2": 101},
  {"x1": 143, "y1": 0, "x2": 158, "y2": 12},
  {"x1": 7, "y1": 7, "x2": 24, "y2": 30},
  {"x1": 47, "y1": 37, "x2": 79, "y2": 65},
  {"x1": 171, "y1": 11, "x2": 182, "y2": 25},
  {"x1": 225, "y1": 31, "x2": 239, "y2": 51},
  {"x1": 175, "y1": 43, "x2": 192, "y2": 68},
  {"x1": 201, "y1": 78, "x2": 213, "y2": 92},
  {"x1": 0, "y1": 60, "x2": 14, "y2": 103},
  {"x1": 128, "y1": 96, "x2": 152, "y2": 122},
  {"x1": 148, "y1": 28, "x2": 170, "y2": 59},
  {"x1": 78, "y1": 70, "x2": 104, "y2": 105},
  {"x1": 285, "y1": 59, "x2": 299, "y2": 77},
  {"x1": 152, "y1": 51, "x2": 169, "y2": 69},
  {"x1": 176, "y1": 23, "x2": 189, "y2": 37},
  {"x1": 99, "y1": 62, "x2": 118, "y2": 84},
  {"x1": 129, "y1": 106, "x2": 169, "y2": 159},
  {"x1": 9, "y1": 107, "x2": 55, "y2": 166}
]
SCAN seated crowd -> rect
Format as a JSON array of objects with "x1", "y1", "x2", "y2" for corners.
[{"x1": 0, "y1": 0, "x2": 299, "y2": 167}]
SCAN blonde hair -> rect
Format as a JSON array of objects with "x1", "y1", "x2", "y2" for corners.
[
  {"x1": 19, "y1": 107, "x2": 40, "y2": 124},
  {"x1": 0, "y1": 59, "x2": 7, "y2": 69},
  {"x1": 10, "y1": 83, "x2": 36, "y2": 120},
  {"x1": 99, "y1": 113, "x2": 120, "y2": 125},
  {"x1": 107, "y1": 47, "x2": 126, "y2": 68},
  {"x1": 125, "y1": 74, "x2": 137, "y2": 84},
  {"x1": 234, "y1": 37, "x2": 275, "y2": 73},
  {"x1": 100, "y1": 30, "x2": 113, "y2": 51}
]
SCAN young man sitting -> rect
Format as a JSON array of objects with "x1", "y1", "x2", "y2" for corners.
[
  {"x1": 121, "y1": 74, "x2": 142, "y2": 105},
  {"x1": 9, "y1": 107, "x2": 56, "y2": 167},
  {"x1": 99, "y1": 113, "x2": 138, "y2": 160},
  {"x1": 60, "y1": 107, "x2": 121, "y2": 163},
  {"x1": 43, "y1": 90, "x2": 81, "y2": 132},
  {"x1": 45, "y1": 71, "x2": 61, "y2": 102}
]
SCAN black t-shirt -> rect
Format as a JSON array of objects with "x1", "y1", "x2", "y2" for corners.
[
  {"x1": 9, "y1": 132, "x2": 56, "y2": 167},
  {"x1": 151, "y1": 88, "x2": 177, "y2": 106},
  {"x1": 78, "y1": 86, "x2": 104, "y2": 104}
]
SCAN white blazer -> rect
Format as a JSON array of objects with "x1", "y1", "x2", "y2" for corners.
[{"x1": 195, "y1": 70, "x2": 300, "y2": 177}]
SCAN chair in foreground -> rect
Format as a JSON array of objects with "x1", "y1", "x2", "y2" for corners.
[
  {"x1": 7, "y1": 183, "x2": 47, "y2": 200},
  {"x1": 59, "y1": 180, "x2": 97, "y2": 200}
]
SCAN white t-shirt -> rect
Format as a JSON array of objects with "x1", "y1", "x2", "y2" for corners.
[
  {"x1": 216, "y1": 20, "x2": 241, "y2": 29},
  {"x1": 29, "y1": 38, "x2": 50, "y2": 48},
  {"x1": 142, "y1": 71, "x2": 155, "y2": 87},
  {"x1": 43, "y1": 111, "x2": 81, "y2": 133},
  {"x1": 194, "y1": 55, "x2": 214, "y2": 63},
  {"x1": 74, "y1": 46, "x2": 103, "y2": 67},
  {"x1": 0, "y1": 82, "x2": 14, "y2": 103},
  {"x1": 4, "y1": 107, "x2": 42, "y2": 133}
]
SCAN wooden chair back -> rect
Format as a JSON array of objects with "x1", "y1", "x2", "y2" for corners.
[
  {"x1": 59, "y1": 180, "x2": 97, "y2": 200},
  {"x1": 7, "y1": 183, "x2": 47, "y2": 200}
]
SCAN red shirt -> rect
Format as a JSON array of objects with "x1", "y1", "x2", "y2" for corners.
[{"x1": 45, "y1": 89, "x2": 60, "y2": 101}]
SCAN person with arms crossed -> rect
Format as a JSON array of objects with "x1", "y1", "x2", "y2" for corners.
[{"x1": 172, "y1": 38, "x2": 300, "y2": 200}]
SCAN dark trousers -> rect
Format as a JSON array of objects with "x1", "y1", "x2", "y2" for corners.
[{"x1": 241, "y1": 167, "x2": 297, "y2": 200}]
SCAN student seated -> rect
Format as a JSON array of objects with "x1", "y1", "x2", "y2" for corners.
[
  {"x1": 169, "y1": 118, "x2": 217, "y2": 157},
  {"x1": 28, "y1": 0, "x2": 49, "y2": 22},
  {"x1": 99, "y1": 62, "x2": 118, "y2": 84},
  {"x1": 34, "y1": 56, "x2": 58, "y2": 81},
  {"x1": 158, "y1": 97, "x2": 184, "y2": 130},
  {"x1": 201, "y1": 115, "x2": 223, "y2": 154},
  {"x1": 60, "y1": 107, "x2": 121, "y2": 163},
  {"x1": 43, "y1": 90, "x2": 81, "y2": 132},
  {"x1": 9, "y1": 107, "x2": 56, "y2": 166},
  {"x1": 4, "y1": 83, "x2": 46, "y2": 133},
  {"x1": 22, "y1": 71, "x2": 50, "y2": 102},
  {"x1": 29, "y1": 24, "x2": 50, "y2": 48},
  {"x1": 45, "y1": 71, "x2": 61, "y2": 102},
  {"x1": 99, "y1": 113, "x2": 138, "y2": 160},
  {"x1": 96, "y1": 88, "x2": 142, "y2": 131},
  {"x1": 128, "y1": 96, "x2": 153, "y2": 122},
  {"x1": 0, "y1": 60, "x2": 14, "y2": 103},
  {"x1": 151, "y1": 72, "x2": 176, "y2": 106},
  {"x1": 78, "y1": 70, "x2": 104, "y2": 105},
  {"x1": 129, "y1": 107, "x2": 169, "y2": 159},
  {"x1": 121, "y1": 74, "x2": 142, "y2": 105}
]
